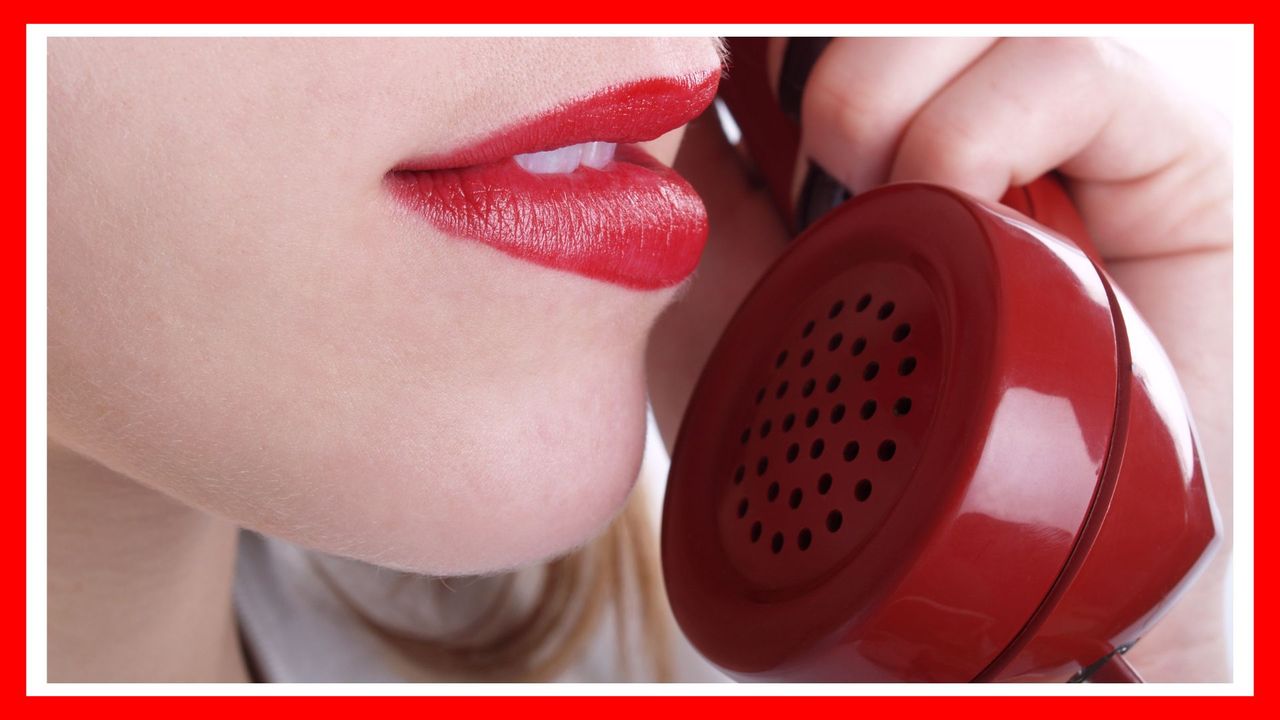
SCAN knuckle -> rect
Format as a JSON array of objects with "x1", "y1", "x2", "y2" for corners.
[
  {"x1": 1008, "y1": 36, "x2": 1126, "y2": 80},
  {"x1": 798, "y1": 64, "x2": 901, "y2": 149},
  {"x1": 804, "y1": 72, "x2": 877, "y2": 148},
  {"x1": 905, "y1": 109, "x2": 994, "y2": 179},
  {"x1": 801, "y1": 69, "x2": 897, "y2": 189}
]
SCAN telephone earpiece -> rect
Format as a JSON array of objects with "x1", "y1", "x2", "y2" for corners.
[{"x1": 658, "y1": 40, "x2": 1220, "y2": 683}]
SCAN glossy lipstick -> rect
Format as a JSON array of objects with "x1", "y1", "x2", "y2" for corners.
[{"x1": 387, "y1": 71, "x2": 719, "y2": 290}]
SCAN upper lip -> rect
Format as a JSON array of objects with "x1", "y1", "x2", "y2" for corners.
[{"x1": 392, "y1": 67, "x2": 721, "y2": 172}]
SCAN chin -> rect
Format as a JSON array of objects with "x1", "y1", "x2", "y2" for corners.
[
  {"x1": 410, "y1": 373, "x2": 653, "y2": 577},
  {"x1": 222, "y1": 348, "x2": 656, "y2": 578},
  {"x1": 51, "y1": 238, "x2": 671, "y2": 579}
]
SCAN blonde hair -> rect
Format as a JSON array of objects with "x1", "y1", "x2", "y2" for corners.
[{"x1": 313, "y1": 487, "x2": 673, "y2": 682}]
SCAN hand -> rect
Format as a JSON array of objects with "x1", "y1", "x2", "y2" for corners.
[{"x1": 649, "y1": 37, "x2": 1234, "y2": 682}]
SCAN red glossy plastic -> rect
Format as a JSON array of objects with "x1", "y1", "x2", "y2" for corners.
[{"x1": 660, "y1": 180, "x2": 1220, "y2": 682}]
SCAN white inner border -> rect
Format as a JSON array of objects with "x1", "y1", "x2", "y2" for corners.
[{"x1": 27, "y1": 23, "x2": 1255, "y2": 697}]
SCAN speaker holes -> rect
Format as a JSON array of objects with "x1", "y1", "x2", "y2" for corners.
[
  {"x1": 830, "y1": 404, "x2": 846, "y2": 424},
  {"x1": 863, "y1": 362, "x2": 880, "y2": 381},
  {"x1": 855, "y1": 479, "x2": 873, "y2": 502},
  {"x1": 724, "y1": 272, "x2": 940, "y2": 569},
  {"x1": 860, "y1": 400, "x2": 877, "y2": 420},
  {"x1": 826, "y1": 510, "x2": 844, "y2": 533}
]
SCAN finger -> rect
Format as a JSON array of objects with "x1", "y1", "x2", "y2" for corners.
[
  {"x1": 889, "y1": 37, "x2": 1230, "y2": 258},
  {"x1": 799, "y1": 37, "x2": 996, "y2": 195}
]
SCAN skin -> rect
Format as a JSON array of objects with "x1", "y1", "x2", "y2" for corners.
[
  {"x1": 650, "y1": 38, "x2": 1233, "y2": 681},
  {"x1": 48, "y1": 37, "x2": 1232, "y2": 682},
  {"x1": 47, "y1": 37, "x2": 719, "y2": 681}
]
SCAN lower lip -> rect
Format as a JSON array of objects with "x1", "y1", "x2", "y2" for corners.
[{"x1": 387, "y1": 144, "x2": 709, "y2": 290}]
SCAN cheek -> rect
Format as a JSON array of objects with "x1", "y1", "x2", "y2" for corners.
[
  {"x1": 51, "y1": 270, "x2": 661, "y2": 574},
  {"x1": 251, "y1": 247, "x2": 662, "y2": 574},
  {"x1": 46, "y1": 37, "x2": 686, "y2": 574},
  {"x1": 49, "y1": 162, "x2": 669, "y2": 573}
]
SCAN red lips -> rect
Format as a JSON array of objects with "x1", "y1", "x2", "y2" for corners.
[{"x1": 386, "y1": 71, "x2": 719, "y2": 290}]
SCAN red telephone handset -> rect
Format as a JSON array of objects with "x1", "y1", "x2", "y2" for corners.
[{"x1": 658, "y1": 39, "x2": 1220, "y2": 683}]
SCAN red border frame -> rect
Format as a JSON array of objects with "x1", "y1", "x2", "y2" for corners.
[{"x1": 17, "y1": 11, "x2": 1261, "y2": 710}]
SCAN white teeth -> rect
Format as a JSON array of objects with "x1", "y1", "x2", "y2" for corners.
[
  {"x1": 514, "y1": 141, "x2": 616, "y2": 174},
  {"x1": 514, "y1": 144, "x2": 582, "y2": 174},
  {"x1": 579, "y1": 141, "x2": 616, "y2": 169}
]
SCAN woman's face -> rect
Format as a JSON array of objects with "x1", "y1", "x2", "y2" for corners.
[{"x1": 47, "y1": 38, "x2": 724, "y2": 574}]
